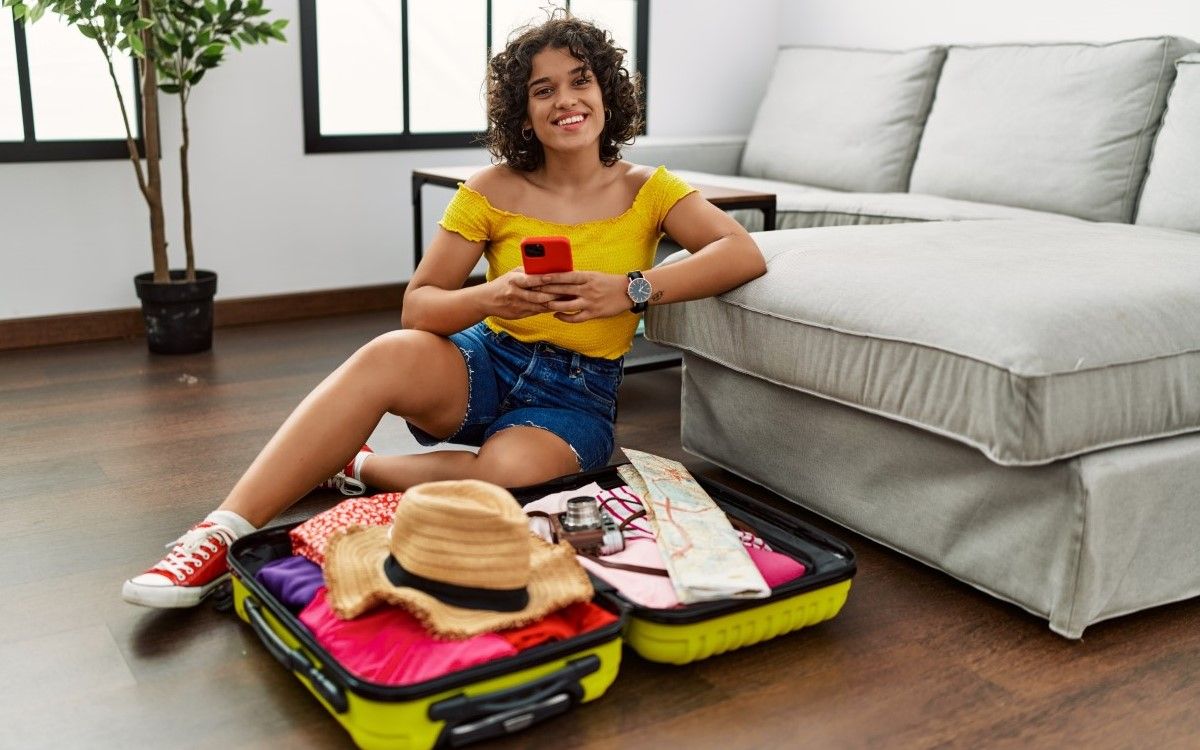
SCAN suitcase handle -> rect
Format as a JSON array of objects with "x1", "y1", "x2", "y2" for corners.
[
  {"x1": 428, "y1": 655, "x2": 599, "y2": 746},
  {"x1": 243, "y1": 595, "x2": 350, "y2": 714}
]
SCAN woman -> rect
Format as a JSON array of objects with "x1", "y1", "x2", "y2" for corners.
[{"x1": 122, "y1": 15, "x2": 766, "y2": 608}]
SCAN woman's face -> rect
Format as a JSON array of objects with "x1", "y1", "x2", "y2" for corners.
[{"x1": 524, "y1": 46, "x2": 606, "y2": 157}]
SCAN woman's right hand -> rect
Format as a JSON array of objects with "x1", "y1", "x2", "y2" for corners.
[{"x1": 481, "y1": 269, "x2": 560, "y2": 319}]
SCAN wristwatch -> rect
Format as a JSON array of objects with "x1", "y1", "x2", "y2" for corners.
[{"x1": 626, "y1": 271, "x2": 653, "y2": 313}]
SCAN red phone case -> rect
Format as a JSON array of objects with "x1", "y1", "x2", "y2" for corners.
[{"x1": 521, "y1": 236, "x2": 573, "y2": 275}]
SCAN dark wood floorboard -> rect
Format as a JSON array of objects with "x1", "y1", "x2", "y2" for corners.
[{"x1": 2, "y1": 311, "x2": 1198, "y2": 749}]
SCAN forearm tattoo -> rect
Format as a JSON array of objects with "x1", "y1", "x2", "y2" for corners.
[{"x1": 649, "y1": 290, "x2": 665, "y2": 303}]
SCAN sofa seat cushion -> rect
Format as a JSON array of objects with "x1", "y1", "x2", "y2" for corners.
[
  {"x1": 1137, "y1": 53, "x2": 1200, "y2": 232},
  {"x1": 647, "y1": 220, "x2": 1200, "y2": 466},
  {"x1": 740, "y1": 45, "x2": 946, "y2": 193},
  {"x1": 909, "y1": 37, "x2": 1198, "y2": 223},
  {"x1": 673, "y1": 170, "x2": 1081, "y2": 231}
]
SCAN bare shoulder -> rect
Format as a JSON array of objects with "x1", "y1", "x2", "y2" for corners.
[
  {"x1": 619, "y1": 161, "x2": 660, "y2": 190},
  {"x1": 463, "y1": 164, "x2": 527, "y2": 203}
]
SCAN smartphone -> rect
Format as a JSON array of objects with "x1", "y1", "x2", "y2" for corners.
[{"x1": 521, "y1": 236, "x2": 573, "y2": 275}]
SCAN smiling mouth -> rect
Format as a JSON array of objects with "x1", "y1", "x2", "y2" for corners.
[{"x1": 554, "y1": 114, "x2": 587, "y2": 126}]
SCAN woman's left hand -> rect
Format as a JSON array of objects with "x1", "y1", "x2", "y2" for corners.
[{"x1": 535, "y1": 271, "x2": 632, "y2": 322}]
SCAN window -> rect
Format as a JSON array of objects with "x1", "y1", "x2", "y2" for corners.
[
  {"x1": 0, "y1": 9, "x2": 140, "y2": 162},
  {"x1": 299, "y1": 0, "x2": 648, "y2": 153}
]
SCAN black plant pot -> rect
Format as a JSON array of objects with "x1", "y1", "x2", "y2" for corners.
[{"x1": 133, "y1": 270, "x2": 218, "y2": 355}]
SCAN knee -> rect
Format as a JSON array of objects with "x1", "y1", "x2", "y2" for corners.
[
  {"x1": 351, "y1": 330, "x2": 439, "y2": 374},
  {"x1": 468, "y1": 445, "x2": 577, "y2": 488}
]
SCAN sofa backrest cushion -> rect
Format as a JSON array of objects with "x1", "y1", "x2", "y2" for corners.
[
  {"x1": 740, "y1": 45, "x2": 946, "y2": 193},
  {"x1": 1136, "y1": 53, "x2": 1200, "y2": 232},
  {"x1": 909, "y1": 37, "x2": 1198, "y2": 223}
]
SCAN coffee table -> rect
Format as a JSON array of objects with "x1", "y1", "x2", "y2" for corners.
[{"x1": 410, "y1": 165, "x2": 777, "y2": 372}]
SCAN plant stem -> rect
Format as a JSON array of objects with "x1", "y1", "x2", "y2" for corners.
[
  {"x1": 179, "y1": 87, "x2": 195, "y2": 282},
  {"x1": 140, "y1": 0, "x2": 169, "y2": 284},
  {"x1": 98, "y1": 33, "x2": 150, "y2": 203}
]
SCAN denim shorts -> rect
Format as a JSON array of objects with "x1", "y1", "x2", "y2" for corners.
[{"x1": 407, "y1": 322, "x2": 624, "y2": 471}]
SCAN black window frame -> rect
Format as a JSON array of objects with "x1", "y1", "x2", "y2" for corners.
[
  {"x1": 0, "y1": 10, "x2": 142, "y2": 163},
  {"x1": 299, "y1": 0, "x2": 649, "y2": 154}
]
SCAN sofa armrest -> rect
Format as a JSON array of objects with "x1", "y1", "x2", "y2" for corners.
[{"x1": 623, "y1": 135, "x2": 746, "y2": 176}]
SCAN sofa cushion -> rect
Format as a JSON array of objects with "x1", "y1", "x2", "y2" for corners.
[
  {"x1": 740, "y1": 45, "x2": 946, "y2": 193},
  {"x1": 909, "y1": 37, "x2": 1198, "y2": 223},
  {"x1": 647, "y1": 220, "x2": 1200, "y2": 466},
  {"x1": 672, "y1": 170, "x2": 1079, "y2": 231},
  {"x1": 1137, "y1": 53, "x2": 1200, "y2": 232}
]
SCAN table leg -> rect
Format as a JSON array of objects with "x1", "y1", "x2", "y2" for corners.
[
  {"x1": 763, "y1": 203, "x2": 777, "y2": 231},
  {"x1": 411, "y1": 174, "x2": 425, "y2": 271}
]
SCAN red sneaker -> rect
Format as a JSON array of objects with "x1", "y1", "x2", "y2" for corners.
[
  {"x1": 314, "y1": 444, "x2": 373, "y2": 496},
  {"x1": 122, "y1": 521, "x2": 234, "y2": 608}
]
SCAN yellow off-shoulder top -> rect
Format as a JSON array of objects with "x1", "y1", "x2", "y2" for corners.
[{"x1": 438, "y1": 165, "x2": 696, "y2": 359}]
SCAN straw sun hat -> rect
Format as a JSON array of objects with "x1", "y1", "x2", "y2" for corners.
[{"x1": 324, "y1": 479, "x2": 593, "y2": 639}]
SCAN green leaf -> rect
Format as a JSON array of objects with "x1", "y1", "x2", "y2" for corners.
[
  {"x1": 128, "y1": 32, "x2": 144, "y2": 56},
  {"x1": 12, "y1": 4, "x2": 26, "y2": 20},
  {"x1": 159, "y1": 83, "x2": 181, "y2": 93},
  {"x1": 78, "y1": 23, "x2": 99, "y2": 39}
]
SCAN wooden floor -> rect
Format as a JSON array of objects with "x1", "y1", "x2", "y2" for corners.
[{"x1": 2, "y1": 311, "x2": 1198, "y2": 749}]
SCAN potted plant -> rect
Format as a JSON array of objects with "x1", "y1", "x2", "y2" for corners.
[{"x1": 6, "y1": 0, "x2": 286, "y2": 354}]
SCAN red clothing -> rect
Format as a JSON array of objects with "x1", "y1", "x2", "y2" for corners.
[{"x1": 290, "y1": 493, "x2": 403, "y2": 566}]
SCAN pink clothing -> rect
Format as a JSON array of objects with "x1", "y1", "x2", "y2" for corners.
[
  {"x1": 578, "y1": 539, "x2": 680, "y2": 609},
  {"x1": 299, "y1": 588, "x2": 517, "y2": 686},
  {"x1": 290, "y1": 493, "x2": 403, "y2": 566}
]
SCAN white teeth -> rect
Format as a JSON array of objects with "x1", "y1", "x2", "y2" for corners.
[{"x1": 556, "y1": 114, "x2": 585, "y2": 126}]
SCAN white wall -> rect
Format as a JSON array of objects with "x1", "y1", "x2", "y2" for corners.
[
  {"x1": 0, "y1": 0, "x2": 779, "y2": 320},
  {"x1": 781, "y1": 0, "x2": 1200, "y2": 48}
]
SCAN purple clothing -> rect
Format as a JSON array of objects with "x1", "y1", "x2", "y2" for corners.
[{"x1": 255, "y1": 555, "x2": 325, "y2": 611}]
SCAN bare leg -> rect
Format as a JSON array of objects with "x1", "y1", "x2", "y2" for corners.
[
  {"x1": 360, "y1": 425, "x2": 581, "y2": 489},
  {"x1": 217, "y1": 330, "x2": 470, "y2": 526}
]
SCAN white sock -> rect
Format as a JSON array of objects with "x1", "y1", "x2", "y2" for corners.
[
  {"x1": 351, "y1": 450, "x2": 373, "y2": 481},
  {"x1": 206, "y1": 509, "x2": 257, "y2": 539}
]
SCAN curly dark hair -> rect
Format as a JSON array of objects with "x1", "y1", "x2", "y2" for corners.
[{"x1": 483, "y1": 14, "x2": 642, "y2": 171}]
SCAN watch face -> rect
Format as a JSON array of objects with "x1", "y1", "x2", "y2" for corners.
[{"x1": 628, "y1": 277, "x2": 653, "y2": 304}]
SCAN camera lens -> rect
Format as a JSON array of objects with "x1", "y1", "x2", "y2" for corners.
[
  {"x1": 525, "y1": 243, "x2": 545, "y2": 257},
  {"x1": 562, "y1": 496, "x2": 602, "y2": 530}
]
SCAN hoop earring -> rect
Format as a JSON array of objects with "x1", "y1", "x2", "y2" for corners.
[
  {"x1": 521, "y1": 127, "x2": 533, "y2": 141},
  {"x1": 605, "y1": 109, "x2": 612, "y2": 121}
]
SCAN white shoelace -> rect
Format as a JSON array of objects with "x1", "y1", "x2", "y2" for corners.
[{"x1": 158, "y1": 524, "x2": 235, "y2": 582}]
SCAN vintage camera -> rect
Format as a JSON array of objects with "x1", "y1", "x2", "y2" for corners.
[{"x1": 550, "y1": 496, "x2": 625, "y2": 556}]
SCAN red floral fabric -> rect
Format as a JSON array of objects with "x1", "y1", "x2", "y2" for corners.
[{"x1": 290, "y1": 492, "x2": 403, "y2": 566}]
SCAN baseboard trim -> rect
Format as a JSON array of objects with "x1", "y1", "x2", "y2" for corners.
[{"x1": 0, "y1": 281, "x2": 408, "y2": 352}]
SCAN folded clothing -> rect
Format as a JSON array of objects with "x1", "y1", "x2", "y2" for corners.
[
  {"x1": 298, "y1": 588, "x2": 617, "y2": 686},
  {"x1": 497, "y1": 601, "x2": 617, "y2": 651},
  {"x1": 526, "y1": 483, "x2": 807, "y2": 609},
  {"x1": 290, "y1": 492, "x2": 403, "y2": 566},
  {"x1": 255, "y1": 555, "x2": 325, "y2": 612}
]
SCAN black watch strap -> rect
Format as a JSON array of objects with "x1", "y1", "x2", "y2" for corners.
[{"x1": 627, "y1": 271, "x2": 649, "y2": 314}]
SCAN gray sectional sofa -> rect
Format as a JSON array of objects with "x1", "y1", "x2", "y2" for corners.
[{"x1": 632, "y1": 37, "x2": 1200, "y2": 638}]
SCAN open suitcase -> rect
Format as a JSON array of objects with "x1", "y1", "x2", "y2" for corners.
[
  {"x1": 230, "y1": 462, "x2": 854, "y2": 747},
  {"x1": 229, "y1": 525, "x2": 625, "y2": 750},
  {"x1": 511, "y1": 464, "x2": 856, "y2": 665}
]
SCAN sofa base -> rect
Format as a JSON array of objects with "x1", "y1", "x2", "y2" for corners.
[{"x1": 679, "y1": 355, "x2": 1200, "y2": 638}]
